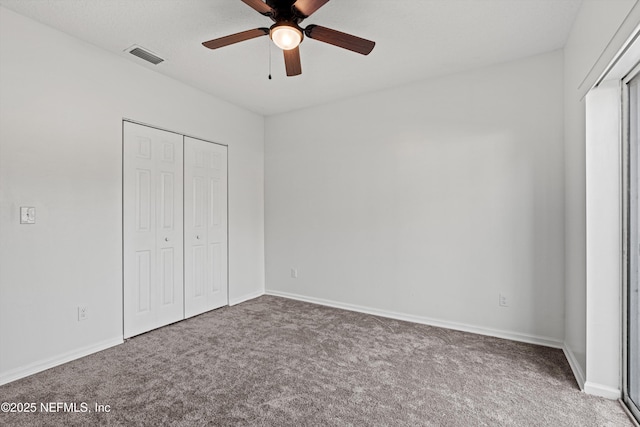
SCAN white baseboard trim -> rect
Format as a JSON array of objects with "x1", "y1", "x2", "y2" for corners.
[
  {"x1": 229, "y1": 289, "x2": 265, "y2": 306},
  {"x1": 265, "y1": 290, "x2": 564, "y2": 349},
  {"x1": 584, "y1": 381, "x2": 622, "y2": 400},
  {"x1": 562, "y1": 343, "x2": 586, "y2": 390},
  {"x1": 0, "y1": 336, "x2": 123, "y2": 386}
]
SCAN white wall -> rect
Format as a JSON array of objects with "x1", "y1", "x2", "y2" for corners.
[
  {"x1": 265, "y1": 50, "x2": 565, "y2": 345},
  {"x1": 563, "y1": 0, "x2": 640, "y2": 391},
  {"x1": 0, "y1": 7, "x2": 265, "y2": 384}
]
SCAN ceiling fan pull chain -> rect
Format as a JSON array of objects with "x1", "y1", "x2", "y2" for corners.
[{"x1": 268, "y1": 36, "x2": 272, "y2": 80}]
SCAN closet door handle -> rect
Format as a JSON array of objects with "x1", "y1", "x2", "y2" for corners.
[
  {"x1": 164, "y1": 237, "x2": 169, "y2": 242},
  {"x1": 196, "y1": 235, "x2": 201, "y2": 240}
]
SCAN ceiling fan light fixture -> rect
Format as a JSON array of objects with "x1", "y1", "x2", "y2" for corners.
[{"x1": 270, "y1": 22, "x2": 303, "y2": 50}]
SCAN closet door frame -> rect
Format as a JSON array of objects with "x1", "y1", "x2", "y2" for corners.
[{"x1": 122, "y1": 119, "x2": 229, "y2": 338}]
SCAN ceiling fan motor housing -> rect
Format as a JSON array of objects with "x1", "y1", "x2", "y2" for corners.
[{"x1": 266, "y1": 0, "x2": 303, "y2": 22}]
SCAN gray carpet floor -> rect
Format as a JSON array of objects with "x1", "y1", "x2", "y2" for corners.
[{"x1": 0, "y1": 295, "x2": 633, "y2": 426}]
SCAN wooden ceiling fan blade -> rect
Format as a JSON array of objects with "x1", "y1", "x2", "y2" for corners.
[
  {"x1": 202, "y1": 28, "x2": 269, "y2": 50},
  {"x1": 305, "y1": 25, "x2": 375, "y2": 55},
  {"x1": 283, "y1": 46, "x2": 302, "y2": 76},
  {"x1": 293, "y1": 0, "x2": 329, "y2": 18},
  {"x1": 240, "y1": 0, "x2": 273, "y2": 16}
]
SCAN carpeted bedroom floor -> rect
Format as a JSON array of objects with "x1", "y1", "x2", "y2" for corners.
[{"x1": 0, "y1": 295, "x2": 633, "y2": 426}]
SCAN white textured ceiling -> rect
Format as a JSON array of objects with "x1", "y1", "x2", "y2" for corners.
[{"x1": 0, "y1": 0, "x2": 582, "y2": 116}]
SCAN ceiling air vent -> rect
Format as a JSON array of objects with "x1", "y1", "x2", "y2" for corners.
[{"x1": 126, "y1": 45, "x2": 164, "y2": 65}]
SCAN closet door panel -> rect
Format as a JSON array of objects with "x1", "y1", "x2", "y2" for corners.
[
  {"x1": 124, "y1": 122, "x2": 183, "y2": 338},
  {"x1": 184, "y1": 137, "x2": 228, "y2": 318}
]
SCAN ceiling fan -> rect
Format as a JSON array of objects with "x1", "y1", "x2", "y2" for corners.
[{"x1": 202, "y1": 0, "x2": 375, "y2": 77}]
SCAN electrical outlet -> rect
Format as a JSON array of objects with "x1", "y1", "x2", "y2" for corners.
[
  {"x1": 78, "y1": 306, "x2": 88, "y2": 321},
  {"x1": 499, "y1": 294, "x2": 509, "y2": 307},
  {"x1": 290, "y1": 268, "x2": 298, "y2": 279}
]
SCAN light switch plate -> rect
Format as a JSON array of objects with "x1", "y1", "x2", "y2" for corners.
[{"x1": 20, "y1": 207, "x2": 36, "y2": 224}]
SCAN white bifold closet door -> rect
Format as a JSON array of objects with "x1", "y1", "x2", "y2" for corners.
[
  {"x1": 184, "y1": 137, "x2": 228, "y2": 318},
  {"x1": 123, "y1": 122, "x2": 184, "y2": 339}
]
